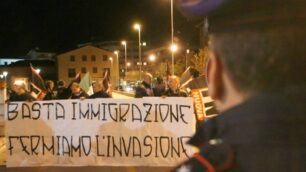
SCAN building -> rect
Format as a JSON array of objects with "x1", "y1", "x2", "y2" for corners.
[{"x1": 56, "y1": 45, "x2": 119, "y2": 88}]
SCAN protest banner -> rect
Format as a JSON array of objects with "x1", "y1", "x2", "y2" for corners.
[{"x1": 5, "y1": 97, "x2": 195, "y2": 167}]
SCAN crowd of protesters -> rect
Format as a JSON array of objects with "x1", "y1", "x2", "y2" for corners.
[{"x1": 6, "y1": 72, "x2": 192, "y2": 102}]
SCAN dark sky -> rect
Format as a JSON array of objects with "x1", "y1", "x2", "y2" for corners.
[{"x1": 0, "y1": 0, "x2": 201, "y2": 57}]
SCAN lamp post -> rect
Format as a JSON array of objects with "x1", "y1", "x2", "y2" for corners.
[
  {"x1": 186, "y1": 49, "x2": 190, "y2": 70},
  {"x1": 170, "y1": 0, "x2": 175, "y2": 75},
  {"x1": 133, "y1": 23, "x2": 142, "y2": 80},
  {"x1": 170, "y1": 44, "x2": 178, "y2": 75},
  {"x1": 114, "y1": 51, "x2": 120, "y2": 89},
  {"x1": 121, "y1": 41, "x2": 127, "y2": 74},
  {"x1": 3, "y1": 71, "x2": 8, "y2": 85}
]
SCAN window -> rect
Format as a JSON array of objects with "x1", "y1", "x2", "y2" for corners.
[
  {"x1": 82, "y1": 55, "x2": 87, "y2": 61},
  {"x1": 70, "y1": 55, "x2": 75, "y2": 62},
  {"x1": 68, "y1": 68, "x2": 76, "y2": 78},
  {"x1": 81, "y1": 67, "x2": 86, "y2": 73},
  {"x1": 91, "y1": 55, "x2": 96, "y2": 61},
  {"x1": 93, "y1": 67, "x2": 98, "y2": 73},
  {"x1": 103, "y1": 55, "x2": 108, "y2": 61}
]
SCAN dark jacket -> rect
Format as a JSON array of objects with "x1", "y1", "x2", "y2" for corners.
[
  {"x1": 163, "y1": 88, "x2": 188, "y2": 97},
  {"x1": 135, "y1": 81, "x2": 153, "y2": 98},
  {"x1": 44, "y1": 89, "x2": 56, "y2": 100},
  {"x1": 56, "y1": 87, "x2": 71, "y2": 99},
  {"x1": 89, "y1": 91, "x2": 111, "y2": 99},
  {"x1": 9, "y1": 91, "x2": 35, "y2": 102},
  {"x1": 70, "y1": 91, "x2": 89, "y2": 99},
  {"x1": 173, "y1": 86, "x2": 306, "y2": 172}
]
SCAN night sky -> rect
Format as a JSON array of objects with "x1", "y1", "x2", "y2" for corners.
[{"x1": 0, "y1": 0, "x2": 200, "y2": 57}]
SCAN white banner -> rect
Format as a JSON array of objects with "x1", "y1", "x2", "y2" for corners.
[{"x1": 5, "y1": 98, "x2": 195, "y2": 167}]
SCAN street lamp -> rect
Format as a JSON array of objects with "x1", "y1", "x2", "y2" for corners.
[
  {"x1": 149, "y1": 54, "x2": 156, "y2": 62},
  {"x1": 114, "y1": 51, "x2": 120, "y2": 89},
  {"x1": 186, "y1": 49, "x2": 190, "y2": 69},
  {"x1": 170, "y1": 0, "x2": 175, "y2": 75},
  {"x1": 170, "y1": 44, "x2": 178, "y2": 74},
  {"x1": 133, "y1": 23, "x2": 142, "y2": 80},
  {"x1": 36, "y1": 69, "x2": 41, "y2": 74},
  {"x1": 121, "y1": 41, "x2": 127, "y2": 74},
  {"x1": 3, "y1": 71, "x2": 8, "y2": 84}
]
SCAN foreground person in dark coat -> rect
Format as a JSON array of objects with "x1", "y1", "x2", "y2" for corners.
[
  {"x1": 173, "y1": 0, "x2": 306, "y2": 171},
  {"x1": 89, "y1": 81, "x2": 111, "y2": 99}
]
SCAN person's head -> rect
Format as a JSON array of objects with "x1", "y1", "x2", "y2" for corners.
[
  {"x1": 45, "y1": 80, "x2": 54, "y2": 90},
  {"x1": 13, "y1": 81, "x2": 26, "y2": 94},
  {"x1": 57, "y1": 80, "x2": 66, "y2": 88},
  {"x1": 92, "y1": 81, "x2": 104, "y2": 93},
  {"x1": 70, "y1": 82, "x2": 81, "y2": 94},
  {"x1": 201, "y1": 0, "x2": 306, "y2": 112},
  {"x1": 168, "y1": 75, "x2": 180, "y2": 91},
  {"x1": 143, "y1": 73, "x2": 153, "y2": 85},
  {"x1": 155, "y1": 76, "x2": 165, "y2": 87}
]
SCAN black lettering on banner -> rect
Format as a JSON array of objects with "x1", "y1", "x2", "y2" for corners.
[
  {"x1": 132, "y1": 136, "x2": 141, "y2": 157},
  {"x1": 72, "y1": 102, "x2": 77, "y2": 120},
  {"x1": 56, "y1": 136, "x2": 61, "y2": 155},
  {"x1": 22, "y1": 103, "x2": 31, "y2": 119},
  {"x1": 179, "y1": 105, "x2": 190, "y2": 124},
  {"x1": 154, "y1": 104, "x2": 159, "y2": 122},
  {"x1": 20, "y1": 136, "x2": 30, "y2": 155},
  {"x1": 143, "y1": 103, "x2": 152, "y2": 122},
  {"x1": 154, "y1": 136, "x2": 159, "y2": 157},
  {"x1": 8, "y1": 136, "x2": 18, "y2": 155},
  {"x1": 143, "y1": 136, "x2": 153, "y2": 157},
  {"x1": 91, "y1": 103, "x2": 100, "y2": 120},
  {"x1": 30, "y1": 136, "x2": 40, "y2": 155},
  {"x1": 70, "y1": 136, "x2": 81, "y2": 157},
  {"x1": 171, "y1": 137, "x2": 181, "y2": 157},
  {"x1": 81, "y1": 136, "x2": 91, "y2": 156},
  {"x1": 7, "y1": 103, "x2": 18, "y2": 121},
  {"x1": 42, "y1": 136, "x2": 55, "y2": 155},
  {"x1": 159, "y1": 104, "x2": 169, "y2": 122},
  {"x1": 132, "y1": 104, "x2": 142, "y2": 122},
  {"x1": 62, "y1": 136, "x2": 71, "y2": 156},
  {"x1": 108, "y1": 103, "x2": 118, "y2": 121},
  {"x1": 180, "y1": 136, "x2": 192, "y2": 158},
  {"x1": 112, "y1": 136, "x2": 122, "y2": 157},
  {"x1": 101, "y1": 103, "x2": 107, "y2": 121},
  {"x1": 56, "y1": 102, "x2": 65, "y2": 120},
  {"x1": 42, "y1": 103, "x2": 54, "y2": 119},
  {"x1": 160, "y1": 136, "x2": 170, "y2": 158},
  {"x1": 122, "y1": 136, "x2": 132, "y2": 156},
  {"x1": 170, "y1": 104, "x2": 179, "y2": 122},
  {"x1": 96, "y1": 135, "x2": 105, "y2": 157},
  {"x1": 79, "y1": 103, "x2": 89, "y2": 119},
  {"x1": 119, "y1": 103, "x2": 130, "y2": 122},
  {"x1": 107, "y1": 135, "x2": 111, "y2": 157},
  {"x1": 31, "y1": 103, "x2": 41, "y2": 120}
]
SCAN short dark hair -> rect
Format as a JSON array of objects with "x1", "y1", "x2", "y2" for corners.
[{"x1": 210, "y1": 26, "x2": 306, "y2": 93}]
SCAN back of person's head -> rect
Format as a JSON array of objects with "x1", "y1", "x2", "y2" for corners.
[{"x1": 202, "y1": 0, "x2": 306, "y2": 94}]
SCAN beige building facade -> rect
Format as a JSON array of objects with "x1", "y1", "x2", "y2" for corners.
[{"x1": 57, "y1": 45, "x2": 119, "y2": 87}]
